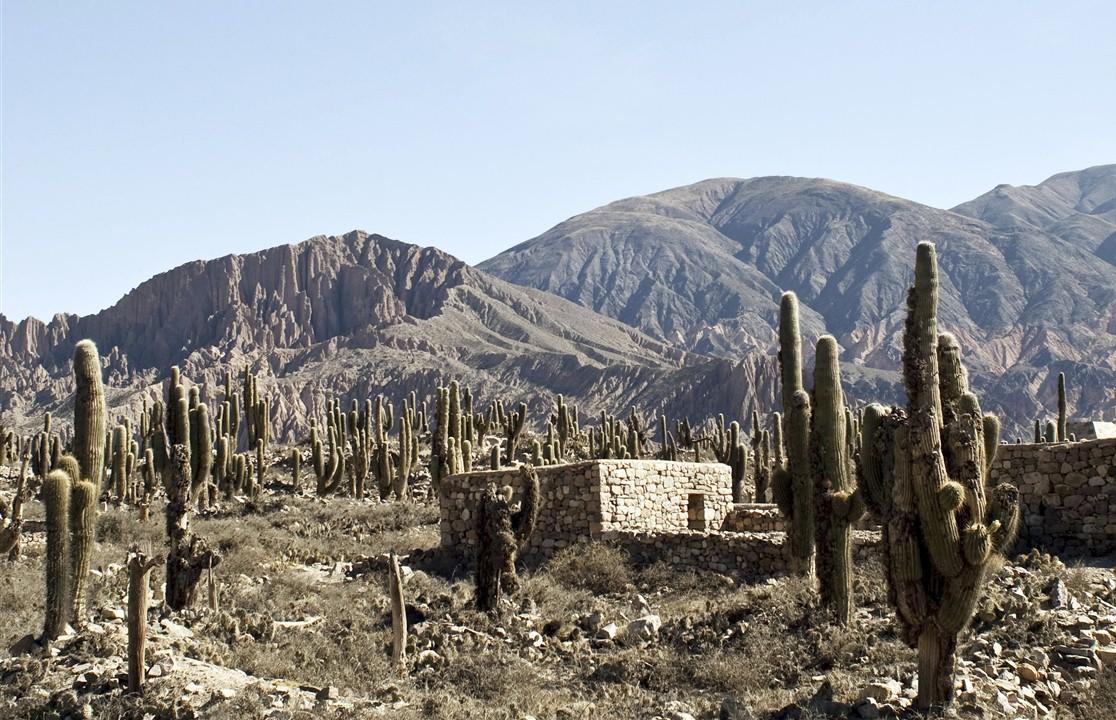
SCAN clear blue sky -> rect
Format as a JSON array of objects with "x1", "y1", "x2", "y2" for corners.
[{"x1": 2, "y1": 2, "x2": 1114, "y2": 321}]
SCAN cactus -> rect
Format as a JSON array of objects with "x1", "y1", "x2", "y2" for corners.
[
  {"x1": 858, "y1": 243, "x2": 1020, "y2": 710},
  {"x1": 165, "y1": 445, "x2": 222, "y2": 610},
  {"x1": 69, "y1": 479, "x2": 98, "y2": 626},
  {"x1": 506, "y1": 402, "x2": 526, "y2": 463},
  {"x1": 189, "y1": 403, "x2": 213, "y2": 506},
  {"x1": 67, "y1": 341, "x2": 106, "y2": 629},
  {"x1": 254, "y1": 442, "x2": 265, "y2": 499},
  {"x1": 810, "y1": 336, "x2": 863, "y2": 624},
  {"x1": 43, "y1": 469, "x2": 73, "y2": 640},
  {"x1": 475, "y1": 465, "x2": 539, "y2": 611},
  {"x1": 112, "y1": 425, "x2": 128, "y2": 502},
  {"x1": 395, "y1": 397, "x2": 414, "y2": 499},
  {"x1": 290, "y1": 448, "x2": 301, "y2": 492},
  {"x1": 72, "y1": 341, "x2": 106, "y2": 493},
  {"x1": 1045, "y1": 419, "x2": 1056, "y2": 444},
  {"x1": 0, "y1": 454, "x2": 30, "y2": 558},
  {"x1": 771, "y1": 291, "x2": 815, "y2": 576},
  {"x1": 1057, "y1": 372, "x2": 1067, "y2": 442},
  {"x1": 314, "y1": 427, "x2": 345, "y2": 496},
  {"x1": 771, "y1": 412, "x2": 784, "y2": 469}
]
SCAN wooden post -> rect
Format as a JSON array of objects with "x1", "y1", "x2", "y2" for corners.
[
  {"x1": 388, "y1": 551, "x2": 407, "y2": 667},
  {"x1": 127, "y1": 550, "x2": 160, "y2": 692}
]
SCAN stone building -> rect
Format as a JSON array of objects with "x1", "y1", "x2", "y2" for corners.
[
  {"x1": 438, "y1": 459, "x2": 734, "y2": 560},
  {"x1": 437, "y1": 459, "x2": 870, "y2": 579}
]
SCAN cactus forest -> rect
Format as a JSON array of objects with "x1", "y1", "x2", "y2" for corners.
[{"x1": 1, "y1": 239, "x2": 1113, "y2": 720}]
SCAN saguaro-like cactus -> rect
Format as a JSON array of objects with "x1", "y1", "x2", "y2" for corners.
[
  {"x1": 859, "y1": 243, "x2": 1020, "y2": 710},
  {"x1": 475, "y1": 465, "x2": 540, "y2": 611},
  {"x1": 771, "y1": 292, "x2": 815, "y2": 576},
  {"x1": 165, "y1": 445, "x2": 222, "y2": 610},
  {"x1": 70, "y1": 341, "x2": 105, "y2": 629},
  {"x1": 1057, "y1": 372, "x2": 1068, "y2": 442},
  {"x1": 43, "y1": 469, "x2": 73, "y2": 640},
  {"x1": 72, "y1": 341, "x2": 106, "y2": 493},
  {"x1": 810, "y1": 336, "x2": 863, "y2": 625}
]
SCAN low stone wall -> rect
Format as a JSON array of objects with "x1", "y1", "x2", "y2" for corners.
[
  {"x1": 608, "y1": 530, "x2": 790, "y2": 579},
  {"x1": 438, "y1": 459, "x2": 733, "y2": 561},
  {"x1": 989, "y1": 438, "x2": 1116, "y2": 555},
  {"x1": 609, "y1": 529, "x2": 882, "y2": 581},
  {"x1": 720, "y1": 503, "x2": 787, "y2": 533}
]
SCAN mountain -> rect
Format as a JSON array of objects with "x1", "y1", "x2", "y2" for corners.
[
  {"x1": 0, "y1": 232, "x2": 778, "y2": 440},
  {"x1": 6, "y1": 167, "x2": 1114, "y2": 442},
  {"x1": 953, "y1": 164, "x2": 1116, "y2": 264},
  {"x1": 481, "y1": 168, "x2": 1116, "y2": 435}
]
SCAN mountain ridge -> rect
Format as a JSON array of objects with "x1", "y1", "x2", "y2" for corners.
[
  {"x1": 4, "y1": 166, "x2": 1115, "y2": 440},
  {"x1": 0, "y1": 231, "x2": 777, "y2": 440},
  {"x1": 480, "y1": 165, "x2": 1116, "y2": 434}
]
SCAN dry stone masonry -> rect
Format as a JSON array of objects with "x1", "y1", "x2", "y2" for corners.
[
  {"x1": 989, "y1": 438, "x2": 1116, "y2": 555},
  {"x1": 439, "y1": 459, "x2": 879, "y2": 579},
  {"x1": 439, "y1": 460, "x2": 733, "y2": 561}
]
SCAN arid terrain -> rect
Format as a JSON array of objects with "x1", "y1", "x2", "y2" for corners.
[{"x1": 2, "y1": 457, "x2": 1115, "y2": 720}]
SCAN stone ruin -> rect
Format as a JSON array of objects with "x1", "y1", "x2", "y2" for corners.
[
  {"x1": 989, "y1": 436, "x2": 1116, "y2": 556},
  {"x1": 439, "y1": 437, "x2": 1116, "y2": 579},
  {"x1": 438, "y1": 459, "x2": 865, "y2": 580}
]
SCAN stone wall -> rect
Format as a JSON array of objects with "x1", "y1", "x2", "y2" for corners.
[
  {"x1": 438, "y1": 459, "x2": 732, "y2": 561},
  {"x1": 610, "y1": 529, "x2": 882, "y2": 581},
  {"x1": 989, "y1": 438, "x2": 1116, "y2": 555},
  {"x1": 720, "y1": 503, "x2": 787, "y2": 533},
  {"x1": 608, "y1": 530, "x2": 791, "y2": 579},
  {"x1": 596, "y1": 460, "x2": 733, "y2": 534}
]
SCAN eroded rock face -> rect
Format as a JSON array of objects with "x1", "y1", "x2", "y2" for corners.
[
  {"x1": 0, "y1": 231, "x2": 778, "y2": 440},
  {"x1": 480, "y1": 168, "x2": 1116, "y2": 436}
]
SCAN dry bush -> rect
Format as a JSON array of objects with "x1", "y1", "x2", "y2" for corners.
[{"x1": 546, "y1": 542, "x2": 634, "y2": 595}]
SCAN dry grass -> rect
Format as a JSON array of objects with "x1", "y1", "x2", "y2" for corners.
[
  {"x1": 3, "y1": 467, "x2": 1114, "y2": 720},
  {"x1": 545, "y1": 542, "x2": 634, "y2": 596}
]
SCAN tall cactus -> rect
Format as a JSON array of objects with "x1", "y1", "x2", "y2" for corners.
[
  {"x1": 859, "y1": 243, "x2": 1020, "y2": 710},
  {"x1": 809, "y1": 336, "x2": 863, "y2": 625},
  {"x1": 475, "y1": 465, "x2": 539, "y2": 611},
  {"x1": 1057, "y1": 372, "x2": 1067, "y2": 442},
  {"x1": 771, "y1": 292, "x2": 815, "y2": 576},
  {"x1": 69, "y1": 341, "x2": 105, "y2": 629},
  {"x1": 72, "y1": 341, "x2": 106, "y2": 493},
  {"x1": 43, "y1": 469, "x2": 73, "y2": 640}
]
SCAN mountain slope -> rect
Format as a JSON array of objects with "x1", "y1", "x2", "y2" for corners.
[
  {"x1": 0, "y1": 232, "x2": 777, "y2": 439},
  {"x1": 953, "y1": 164, "x2": 1116, "y2": 265},
  {"x1": 481, "y1": 171, "x2": 1116, "y2": 434}
]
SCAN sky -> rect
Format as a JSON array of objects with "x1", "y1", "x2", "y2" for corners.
[{"x1": 2, "y1": 2, "x2": 1114, "y2": 321}]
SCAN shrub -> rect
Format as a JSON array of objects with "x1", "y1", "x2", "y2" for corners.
[{"x1": 546, "y1": 542, "x2": 633, "y2": 595}]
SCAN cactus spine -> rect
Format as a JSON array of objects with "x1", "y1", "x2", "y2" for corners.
[{"x1": 859, "y1": 243, "x2": 1020, "y2": 710}]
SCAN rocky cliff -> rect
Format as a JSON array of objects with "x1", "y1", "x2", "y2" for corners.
[{"x1": 0, "y1": 232, "x2": 778, "y2": 440}]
